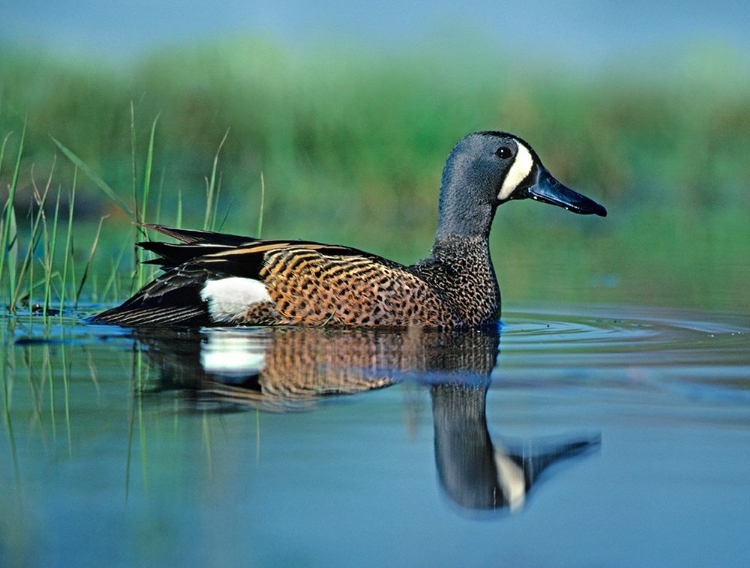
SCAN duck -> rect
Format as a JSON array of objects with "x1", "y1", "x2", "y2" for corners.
[{"x1": 93, "y1": 131, "x2": 606, "y2": 328}]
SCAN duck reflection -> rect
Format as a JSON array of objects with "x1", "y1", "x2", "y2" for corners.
[
  {"x1": 136, "y1": 326, "x2": 599, "y2": 513},
  {"x1": 432, "y1": 383, "x2": 598, "y2": 512}
]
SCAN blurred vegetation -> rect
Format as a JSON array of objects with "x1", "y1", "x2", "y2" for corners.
[{"x1": 0, "y1": 37, "x2": 749, "y2": 314}]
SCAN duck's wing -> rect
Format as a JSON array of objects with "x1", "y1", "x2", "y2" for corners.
[
  {"x1": 91, "y1": 263, "x2": 216, "y2": 326},
  {"x1": 93, "y1": 226, "x2": 451, "y2": 327},
  {"x1": 137, "y1": 223, "x2": 371, "y2": 270},
  {"x1": 135, "y1": 223, "x2": 259, "y2": 267},
  {"x1": 139, "y1": 223, "x2": 257, "y2": 245}
]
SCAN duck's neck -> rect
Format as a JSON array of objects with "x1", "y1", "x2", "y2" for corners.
[
  {"x1": 431, "y1": 175, "x2": 498, "y2": 278},
  {"x1": 434, "y1": 178, "x2": 496, "y2": 241},
  {"x1": 415, "y1": 176, "x2": 501, "y2": 327}
]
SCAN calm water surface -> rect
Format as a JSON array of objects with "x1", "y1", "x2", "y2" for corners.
[{"x1": 1, "y1": 305, "x2": 749, "y2": 567}]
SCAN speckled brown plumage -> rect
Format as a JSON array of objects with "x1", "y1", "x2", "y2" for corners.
[
  {"x1": 93, "y1": 131, "x2": 606, "y2": 328},
  {"x1": 411, "y1": 235, "x2": 500, "y2": 328},
  {"x1": 259, "y1": 248, "x2": 456, "y2": 326}
]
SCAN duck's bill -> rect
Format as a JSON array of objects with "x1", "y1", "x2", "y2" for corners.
[{"x1": 521, "y1": 168, "x2": 607, "y2": 217}]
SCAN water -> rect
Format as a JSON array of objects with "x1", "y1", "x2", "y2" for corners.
[{"x1": 2, "y1": 305, "x2": 749, "y2": 567}]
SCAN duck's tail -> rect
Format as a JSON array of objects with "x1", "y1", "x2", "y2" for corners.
[{"x1": 91, "y1": 224, "x2": 257, "y2": 327}]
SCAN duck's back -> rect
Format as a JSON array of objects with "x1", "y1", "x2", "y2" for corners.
[{"x1": 93, "y1": 225, "x2": 460, "y2": 328}]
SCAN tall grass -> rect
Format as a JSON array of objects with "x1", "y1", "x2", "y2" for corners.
[
  {"x1": 0, "y1": 128, "x2": 112, "y2": 316},
  {"x1": 0, "y1": 38, "x2": 749, "y2": 312},
  {"x1": 0, "y1": 106, "x2": 245, "y2": 316},
  {"x1": 2, "y1": 38, "x2": 748, "y2": 234}
]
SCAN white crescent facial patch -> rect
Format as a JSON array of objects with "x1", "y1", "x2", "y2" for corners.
[{"x1": 497, "y1": 142, "x2": 534, "y2": 201}]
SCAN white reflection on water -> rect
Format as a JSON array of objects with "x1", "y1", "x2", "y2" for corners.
[{"x1": 201, "y1": 330, "x2": 268, "y2": 376}]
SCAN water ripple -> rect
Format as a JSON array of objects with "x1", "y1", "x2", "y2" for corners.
[
  {"x1": 496, "y1": 306, "x2": 750, "y2": 398},
  {"x1": 502, "y1": 306, "x2": 749, "y2": 350}
]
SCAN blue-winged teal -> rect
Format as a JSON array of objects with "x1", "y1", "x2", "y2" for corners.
[{"x1": 94, "y1": 131, "x2": 606, "y2": 328}]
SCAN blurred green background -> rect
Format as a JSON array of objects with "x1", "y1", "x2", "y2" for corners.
[{"x1": 1, "y1": 1, "x2": 749, "y2": 314}]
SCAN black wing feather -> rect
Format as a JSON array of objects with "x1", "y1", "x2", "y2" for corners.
[
  {"x1": 92, "y1": 264, "x2": 214, "y2": 326},
  {"x1": 139, "y1": 223, "x2": 258, "y2": 246}
]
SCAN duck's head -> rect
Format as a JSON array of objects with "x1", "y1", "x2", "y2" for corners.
[{"x1": 436, "y1": 131, "x2": 606, "y2": 240}]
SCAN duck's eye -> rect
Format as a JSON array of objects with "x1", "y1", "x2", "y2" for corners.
[{"x1": 495, "y1": 146, "x2": 512, "y2": 159}]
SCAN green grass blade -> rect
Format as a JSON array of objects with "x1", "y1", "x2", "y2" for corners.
[
  {"x1": 59, "y1": 169, "x2": 77, "y2": 314},
  {"x1": 2, "y1": 206, "x2": 18, "y2": 311},
  {"x1": 176, "y1": 189, "x2": 183, "y2": 228},
  {"x1": 203, "y1": 129, "x2": 230, "y2": 230},
  {"x1": 154, "y1": 169, "x2": 165, "y2": 225},
  {"x1": 257, "y1": 171, "x2": 265, "y2": 238},
  {"x1": 0, "y1": 124, "x2": 25, "y2": 303},
  {"x1": 51, "y1": 136, "x2": 135, "y2": 220},
  {"x1": 141, "y1": 113, "x2": 160, "y2": 223},
  {"x1": 130, "y1": 101, "x2": 139, "y2": 222},
  {"x1": 45, "y1": 183, "x2": 62, "y2": 314},
  {"x1": 99, "y1": 240, "x2": 129, "y2": 303},
  {"x1": 211, "y1": 172, "x2": 223, "y2": 231},
  {"x1": 0, "y1": 131, "x2": 13, "y2": 179},
  {"x1": 11, "y1": 169, "x2": 52, "y2": 311},
  {"x1": 75, "y1": 215, "x2": 107, "y2": 307}
]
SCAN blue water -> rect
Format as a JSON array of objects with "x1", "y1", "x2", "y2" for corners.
[{"x1": 1, "y1": 305, "x2": 749, "y2": 566}]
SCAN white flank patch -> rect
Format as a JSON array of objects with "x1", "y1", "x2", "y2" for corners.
[
  {"x1": 201, "y1": 332, "x2": 267, "y2": 375},
  {"x1": 497, "y1": 141, "x2": 534, "y2": 201},
  {"x1": 494, "y1": 446, "x2": 526, "y2": 512},
  {"x1": 201, "y1": 277, "x2": 271, "y2": 323}
]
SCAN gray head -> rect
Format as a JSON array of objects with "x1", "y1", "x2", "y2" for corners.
[{"x1": 436, "y1": 131, "x2": 606, "y2": 241}]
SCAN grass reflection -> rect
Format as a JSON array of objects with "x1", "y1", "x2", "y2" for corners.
[{"x1": 1, "y1": 329, "x2": 21, "y2": 495}]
